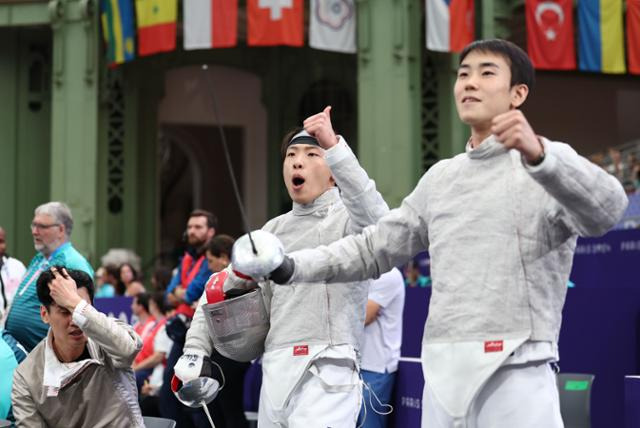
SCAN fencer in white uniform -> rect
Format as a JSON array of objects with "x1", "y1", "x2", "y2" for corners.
[
  {"x1": 263, "y1": 40, "x2": 629, "y2": 427},
  {"x1": 177, "y1": 107, "x2": 389, "y2": 427}
]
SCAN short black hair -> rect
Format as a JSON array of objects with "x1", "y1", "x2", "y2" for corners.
[
  {"x1": 459, "y1": 39, "x2": 535, "y2": 92},
  {"x1": 206, "y1": 234, "x2": 235, "y2": 258},
  {"x1": 37, "y1": 267, "x2": 95, "y2": 308},
  {"x1": 149, "y1": 291, "x2": 167, "y2": 315},
  {"x1": 190, "y1": 209, "x2": 218, "y2": 230},
  {"x1": 280, "y1": 127, "x2": 304, "y2": 160},
  {"x1": 134, "y1": 292, "x2": 150, "y2": 313}
]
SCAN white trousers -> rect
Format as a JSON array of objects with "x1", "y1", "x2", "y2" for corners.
[
  {"x1": 422, "y1": 361, "x2": 564, "y2": 428},
  {"x1": 258, "y1": 357, "x2": 362, "y2": 428}
]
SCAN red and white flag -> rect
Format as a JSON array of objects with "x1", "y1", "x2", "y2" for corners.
[
  {"x1": 426, "y1": 0, "x2": 475, "y2": 52},
  {"x1": 247, "y1": 0, "x2": 303, "y2": 46},
  {"x1": 183, "y1": 0, "x2": 237, "y2": 50},
  {"x1": 309, "y1": 0, "x2": 356, "y2": 53},
  {"x1": 525, "y1": 0, "x2": 575, "y2": 69}
]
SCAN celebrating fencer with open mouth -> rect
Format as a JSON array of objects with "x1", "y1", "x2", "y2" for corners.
[{"x1": 172, "y1": 105, "x2": 390, "y2": 428}]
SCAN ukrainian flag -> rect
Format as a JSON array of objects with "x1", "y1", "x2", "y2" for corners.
[
  {"x1": 578, "y1": 0, "x2": 626, "y2": 73},
  {"x1": 100, "y1": 0, "x2": 136, "y2": 66}
]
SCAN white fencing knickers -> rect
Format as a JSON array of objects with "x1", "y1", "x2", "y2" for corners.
[
  {"x1": 258, "y1": 356, "x2": 362, "y2": 428},
  {"x1": 422, "y1": 360, "x2": 564, "y2": 428}
]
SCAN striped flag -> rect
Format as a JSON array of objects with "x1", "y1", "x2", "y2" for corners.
[
  {"x1": 183, "y1": 0, "x2": 238, "y2": 50},
  {"x1": 135, "y1": 0, "x2": 177, "y2": 56},
  {"x1": 577, "y1": 0, "x2": 626, "y2": 73},
  {"x1": 309, "y1": 0, "x2": 356, "y2": 53},
  {"x1": 100, "y1": 0, "x2": 135, "y2": 66},
  {"x1": 426, "y1": 0, "x2": 475, "y2": 52},
  {"x1": 628, "y1": 0, "x2": 640, "y2": 74}
]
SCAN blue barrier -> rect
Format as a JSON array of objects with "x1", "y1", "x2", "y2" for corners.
[{"x1": 394, "y1": 228, "x2": 640, "y2": 427}]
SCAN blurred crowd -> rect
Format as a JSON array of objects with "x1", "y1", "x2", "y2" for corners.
[{"x1": 589, "y1": 145, "x2": 640, "y2": 194}]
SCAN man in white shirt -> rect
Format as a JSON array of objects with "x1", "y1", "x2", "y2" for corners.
[
  {"x1": 0, "y1": 226, "x2": 26, "y2": 322},
  {"x1": 358, "y1": 267, "x2": 405, "y2": 428}
]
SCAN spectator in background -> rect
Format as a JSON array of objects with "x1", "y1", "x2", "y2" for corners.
[
  {"x1": 119, "y1": 262, "x2": 145, "y2": 296},
  {"x1": 132, "y1": 292, "x2": 156, "y2": 341},
  {"x1": 12, "y1": 267, "x2": 143, "y2": 427},
  {"x1": 4, "y1": 202, "x2": 93, "y2": 352},
  {"x1": 93, "y1": 265, "x2": 117, "y2": 298},
  {"x1": 150, "y1": 265, "x2": 173, "y2": 293},
  {"x1": 0, "y1": 328, "x2": 25, "y2": 422},
  {"x1": 0, "y1": 226, "x2": 26, "y2": 322},
  {"x1": 159, "y1": 209, "x2": 216, "y2": 425},
  {"x1": 134, "y1": 292, "x2": 171, "y2": 396},
  {"x1": 627, "y1": 153, "x2": 640, "y2": 193},
  {"x1": 205, "y1": 234, "x2": 235, "y2": 273},
  {"x1": 165, "y1": 210, "x2": 217, "y2": 315},
  {"x1": 358, "y1": 268, "x2": 405, "y2": 428},
  {"x1": 605, "y1": 147, "x2": 624, "y2": 181}
]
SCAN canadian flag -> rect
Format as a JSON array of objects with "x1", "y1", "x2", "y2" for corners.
[
  {"x1": 247, "y1": 0, "x2": 304, "y2": 46},
  {"x1": 183, "y1": 0, "x2": 237, "y2": 50},
  {"x1": 525, "y1": 0, "x2": 576, "y2": 70}
]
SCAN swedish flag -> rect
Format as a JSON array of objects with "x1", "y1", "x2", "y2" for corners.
[{"x1": 100, "y1": 0, "x2": 136, "y2": 65}]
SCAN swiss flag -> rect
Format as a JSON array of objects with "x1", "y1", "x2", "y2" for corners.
[
  {"x1": 525, "y1": 0, "x2": 576, "y2": 70},
  {"x1": 247, "y1": 0, "x2": 304, "y2": 46}
]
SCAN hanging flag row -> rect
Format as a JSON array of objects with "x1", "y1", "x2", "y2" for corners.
[
  {"x1": 526, "y1": 0, "x2": 640, "y2": 74},
  {"x1": 100, "y1": 0, "x2": 357, "y2": 66}
]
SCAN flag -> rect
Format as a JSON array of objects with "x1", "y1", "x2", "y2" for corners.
[
  {"x1": 135, "y1": 0, "x2": 177, "y2": 56},
  {"x1": 247, "y1": 0, "x2": 304, "y2": 46},
  {"x1": 628, "y1": 0, "x2": 640, "y2": 74},
  {"x1": 100, "y1": 0, "x2": 135, "y2": 66},
  {"x1": 525, "y1": 0, "x2": 576, "y2": 69},
  {"x1": 578, "y1": 0, "x2": 626, "y2": 73},
  {"x1": 183, "y1": 0, "x2": 237, "y2": 50},
  {"x1": 309, "y1": 0, "x2": 356, "y2": 53},
  {"x1": 426, "y1": 0, "x2": 474, "y2": 52}
]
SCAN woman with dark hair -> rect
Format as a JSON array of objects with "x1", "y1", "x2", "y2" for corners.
[{"x1": 119, "y1": 263, "x2": 145, "y2": 296}]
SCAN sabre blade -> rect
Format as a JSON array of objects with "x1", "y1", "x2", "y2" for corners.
[{"x1": 201, "y1": 401, "x2": 216, "y2": 428}]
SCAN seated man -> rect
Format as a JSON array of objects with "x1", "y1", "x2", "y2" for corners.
[{"x1": 11, "y1": 267, "x2": 144, "y2": 427}]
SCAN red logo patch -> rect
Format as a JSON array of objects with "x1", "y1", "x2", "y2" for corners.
[
  {"x1": 484, "y1": 340, "x2": 504, "y2": 353},
  {"x1": 293, "y1": 345, "x2": 308, "y2": 356}
]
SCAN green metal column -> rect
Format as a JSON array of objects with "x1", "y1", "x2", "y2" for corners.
[
  {"x1": 356, "y1": 0, "x2": 422, "y2": 208},
  {"x1": 48, "y1": 0, "x2": 100, "y2": 263},
  {"x1": 0, "y1": 26, "x2": 53, "y2": 264},
  {"x1": 480, "y1": 0, "x2": 495, "y2": 39}
]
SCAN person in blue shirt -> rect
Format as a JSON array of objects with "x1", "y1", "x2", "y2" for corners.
[
  {"x1": 164, "y1": 209, "x2": 217, "y2": 318},
  {"x1": 0, "y1": 328, "x2": 25, "y2": 422},
  {"x1": 4, "y1": 202, "x2": 93, "y2": 352}
]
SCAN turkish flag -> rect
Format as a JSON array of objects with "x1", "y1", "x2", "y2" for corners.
[
  {"x1": 247, "y1": 0, "x2": 304, "y2": 46},
  {"x1": 629, "y1": 0, "x2": 640, "y2": 74},
  {"x1": 525, "y1": 0, "x2": 576, "y2": 70}
]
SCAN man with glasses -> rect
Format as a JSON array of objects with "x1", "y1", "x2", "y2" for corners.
[{"x1": 3, "y1": 202, "x2": 93, "y2": 352}]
